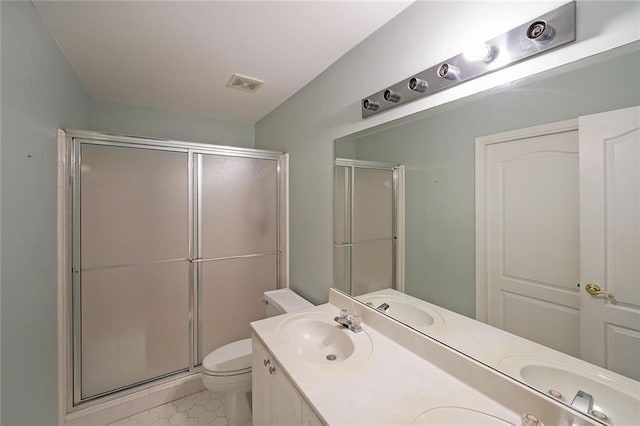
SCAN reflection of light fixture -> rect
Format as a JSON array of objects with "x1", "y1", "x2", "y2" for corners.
[
  {"x1": 383, "y1": 89, "x2": 401, "y2": 103},
  {"x1": 362, "y1": 99, "x2": 379, "y2": 111},
  {"x1": 463, "y1": 44, "x2": 496, "y2": 63},
  {"x1": 408, "y1": 77, "x2": 428, "y2": 93},
  {"x1": 437, "y1": 63, "x2": 459, "y2": 80}
]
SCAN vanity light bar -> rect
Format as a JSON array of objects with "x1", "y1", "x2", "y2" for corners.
[{"x1": 361, "y1": 1, "x2": 576, "y2": 118}]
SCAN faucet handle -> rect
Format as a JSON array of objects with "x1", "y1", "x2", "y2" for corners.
[
  {"x1": 339, "y1": 308, "x2": 349, "y2": 318},
  {"x1": 571, "y1": 390, "x2": 594, "y2": 414},
  {"x1": 521, "y1": 413, "x2": 543, "y2": 426},
  {"x1": 350, "y1": 315, "x2": 362, "y2": 330}
]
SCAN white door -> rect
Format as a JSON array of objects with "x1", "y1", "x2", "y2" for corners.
[
  {"x1": 579, "y1": 106, "x2": 640, "y2": 380},
  {"x1": 481, "y1": 120, "x2": 581, "y2": 356}
]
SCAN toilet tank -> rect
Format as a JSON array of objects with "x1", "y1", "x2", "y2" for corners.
[{"x1": 263, "y1": 288, "x2": 313, "y2": 317}]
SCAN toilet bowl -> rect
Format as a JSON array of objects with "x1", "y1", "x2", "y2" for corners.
[
  {"x1": 201, "y1": 338, "x2": 252, "y2": 425},
  {"x1": 201, "y1": 288, "x2": 313, "y2": 426}
]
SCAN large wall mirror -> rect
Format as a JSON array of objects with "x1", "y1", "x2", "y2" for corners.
[{"x1": 334, "y1": 41, "x2": 640, "y2": 424}]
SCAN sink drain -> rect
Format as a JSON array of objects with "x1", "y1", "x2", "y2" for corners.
[{"x1": 326, "y1": 354, "x2": 337, "y2": 361}]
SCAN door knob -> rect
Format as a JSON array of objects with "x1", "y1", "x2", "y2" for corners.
[{"x1": 585, "y1": 283, "x2": 615, "y2": 299}]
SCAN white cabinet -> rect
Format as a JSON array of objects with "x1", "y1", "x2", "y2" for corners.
[
  {"x1": 302, "y1": 403, "x2": 324, "y2": 426},
  {"x1": 252, "y1": 335, "x2": 272, "y2": 424},
  {"x1": 272, "y1": 366, "x2": 302, "y2": 425},
  {"x1": 252, "y1": 335, "x2": 325, "y2": 426}
]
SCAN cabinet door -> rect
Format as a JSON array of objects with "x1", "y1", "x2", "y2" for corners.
[
  {"x1": 252, "y1": 336, "x2": 272, "y2": 425},
  {"x1": 272, "y1": 365, "x2": 302, "y2": 426},
  {"x1": 302, "y1": 402, "x2": 325, "y2": 426}
]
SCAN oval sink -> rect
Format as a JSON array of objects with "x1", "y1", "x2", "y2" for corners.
[
  {"x1": 498, "y1": 356, "x2": 640, "y2": 424},
  {"x1": 277, "y1": 313, "x2": 368, "y2": 363},
  {"x1": 411, "y1": 407, "x2": 515, "y2": 425},
  {"x1": 359, "y1": 295, "x2": 442, "y2": 328}
]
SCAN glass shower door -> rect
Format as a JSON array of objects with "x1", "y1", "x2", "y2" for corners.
[
  {"x1": 351, "y1": 167, "x2": 394, "y2": 296},
  {"x1": 197, "y1": 154, "x2": 279, "y2": 361},
  {"x1": 334, "y1": 165, "x2": 351, "y2": 293},
  {"x1": 77, "y1": 143, "x2": 190, "y2": 400},
  {"x1": 333, "y1": 160, "x2": 396, "y2": 297},
  {"x1": 70, "y1": 135, "x2": 286, "y2": 407}
]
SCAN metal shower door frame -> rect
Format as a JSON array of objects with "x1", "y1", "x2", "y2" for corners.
[
  {"x1": 191, "y1": 149, "x2": 284, "y2": 366},
  {"x1": 66, "y1": 130, "x2": 286, "y2": 410},
  {"x1": 334, "y1": 158, "x2": 399, "y2": 296}
]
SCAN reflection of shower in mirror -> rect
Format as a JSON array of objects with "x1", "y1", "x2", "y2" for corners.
[{"x1": 333, "y1": 158, "x2": 405, "y2": 297}]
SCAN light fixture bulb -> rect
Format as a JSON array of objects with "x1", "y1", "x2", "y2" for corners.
[
  {"x1": 408, "y1": 77, "x2": 428, "y2": 93},
  {"x1": 463, "y1": 44, "x2": 495, "y2": 63},
  {"x1": 362, "y1": 99, "x2": 380, "y2": 111},
  {"x1": 383, "y1": 89, "x2": 401, "y2": 103},
  {"x1": 437, "y1": 63, "x2": 459, "y2": 80}
]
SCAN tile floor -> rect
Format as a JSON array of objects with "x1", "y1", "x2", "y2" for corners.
[{"x1": 108, "y1": 390, "x2": 250, "y2": 426}]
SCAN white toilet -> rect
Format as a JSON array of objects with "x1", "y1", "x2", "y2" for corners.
[{"x1": 201, "y1": 288, "x2": 313, "y2": 426}]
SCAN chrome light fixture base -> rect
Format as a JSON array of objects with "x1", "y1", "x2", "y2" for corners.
[{"x1": 361, "y1": 1, "x2": 576, "y2": 118}]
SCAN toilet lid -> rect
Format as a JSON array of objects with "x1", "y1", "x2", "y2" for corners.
[{"x1": 202, "y1": 338, "x2": 252, "y2": 374}]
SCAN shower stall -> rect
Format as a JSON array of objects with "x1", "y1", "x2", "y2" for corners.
[
  {"x1": 333, "y1": 158, "x2": 403, "y2": 296},
  {"x1": 64, "y1": 131, "x2": 287, "y2": 408}
]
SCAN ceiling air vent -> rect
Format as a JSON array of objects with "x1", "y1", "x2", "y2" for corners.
[{"x1": 226, "y1": 73, "x2": 264, "y2": 93}]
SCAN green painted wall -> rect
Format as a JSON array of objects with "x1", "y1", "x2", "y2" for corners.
[
  {"x1": 255, "y1": 1, "x2": 640, "y2": 306},
  {"x1": 351, "y1": 50, "x2": 640, "y2": 317},
  {"x1": 1, "y1": 2, "x2": 91, "y2": 423}
]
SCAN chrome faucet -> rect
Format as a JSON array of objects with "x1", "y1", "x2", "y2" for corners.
[
  {"x1": 376, "y1": 302, "x2": 390, "y2": 313},
  {"x1": 334, "y1": 309, "x2": 363, "y2": 333},
  {"x1": 571, "y1": 390, "x2": 594, "y2": 414}
]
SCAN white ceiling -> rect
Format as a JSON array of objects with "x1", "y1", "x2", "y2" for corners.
[{"x1": 33, "y1": 1, "x2": 413, "y2": 123}]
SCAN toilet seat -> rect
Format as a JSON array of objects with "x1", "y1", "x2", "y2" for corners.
[{"x1": 202, "y1": 338, "x2": 252, "y2": 377}]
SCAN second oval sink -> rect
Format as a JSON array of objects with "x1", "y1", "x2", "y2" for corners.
[
  {"x1": 498, "y1": 355, "x2": 640, "y2": 424},
  {"x1": 276, "y1": 313, "x2": 372, "y2": 363},
  {"x1": 359, "y1": 295, "x2": 443, "y2": 328},
  {"x1": 411, "y1": 406, "x2": 516, "y2": 425}
]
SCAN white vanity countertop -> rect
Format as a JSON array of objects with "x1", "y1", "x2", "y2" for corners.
[
  {"x1": 251, "y1": 302, "x2": 522, "y2": 426},
  {"x1": 360, "y1": 289, "x2": 640, "y2": 392},
  {"x1": 355, "y1": 289, "x2": 640, "y2": 425},
  {"x1": 360, "y1": 288, "x2": 564, "y2": 363}
]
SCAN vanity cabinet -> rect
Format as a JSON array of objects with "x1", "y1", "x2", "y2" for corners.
[
  {"x1": 301, "y1": 403, "x2": 324, "y2": 426},
  {"x1": 252, "y1": 335, "x2": 325, "y2": 426}
]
